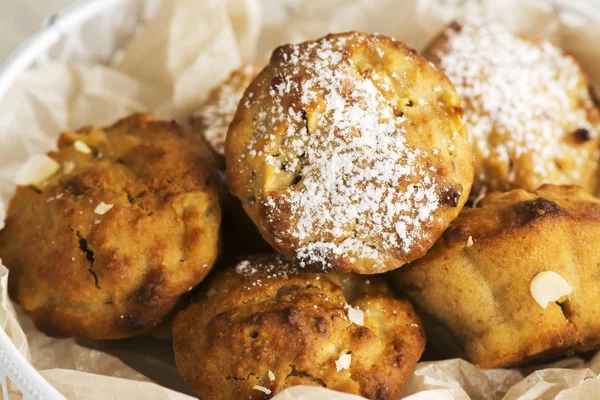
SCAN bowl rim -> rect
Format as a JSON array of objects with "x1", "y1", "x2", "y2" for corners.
[{"x1": 0, "y1": 327, "x2": 65, "y2": 400}]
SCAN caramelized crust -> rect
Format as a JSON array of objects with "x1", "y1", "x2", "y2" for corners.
[
  {"x1": 394, "y1": 184, "x2": 600, "y2": 368},
  {"x1": 226, "y1": 32, "x2": 472, "y2": 274},
  {"x1": 173, "y1": 256, "x2": 425, "y2": 400},
  {"x1": 423, "y1": 20, "x2": 600, "y2": 197},
  {"x1": 0, "y1": 114, "x2": 221, "y2": 339}
]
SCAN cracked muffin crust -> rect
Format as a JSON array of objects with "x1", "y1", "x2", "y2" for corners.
[
  {"x1": 0, "y1": 113, "x2": 221, "y2": 339},
  {"x1": 226, "y1": 32, "x2": 473, "y2": 274},
  {"x1": 190, "y1": 64, "x2": 259, "y2": 168},
  {"x1": 172, "y1": 255, "x2": 425, "y2": 400},
  {"x1": 393, "y1": 185, "x2": 600, "y2": 368},
  {"x1": 423, "y1": 20, "x2": 600, "y2": 198}
]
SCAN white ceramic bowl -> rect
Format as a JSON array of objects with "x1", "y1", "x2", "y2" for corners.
[{"x1": 1, "y1": 0, "x2": 600, "y2": 399}]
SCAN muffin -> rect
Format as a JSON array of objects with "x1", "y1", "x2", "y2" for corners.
[
  {"x1": 173, "y1": 255, "x2": 425, "y2": 400},
  {"x1": 226, "y1": 32, "x2": 473, "y2": 274},
  {"x1": 189, "y1": 64, "x2": 270, "y2": 259},
  {"x1": 393, "y1": 185, "x2": 600, "y2": 368},
  {"x1": 0, "y1": 114, "x2": 221, "y2": 339},
  {"x1": 423, "y1": 20, "x2": 600, "y2": 198},
  {"x1": 190, "y1": 64, "x2": 259, "y2": 168}
]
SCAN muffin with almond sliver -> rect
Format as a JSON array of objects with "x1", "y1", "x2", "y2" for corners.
[
  {"x1": 172, "y1": 255, "x2": 425, "y2": 400},
  {"x1": 0, "y1": 113, "x2": 221, "y2": 339},
  {"x1": 393, "y1": 184, "x2": 600, "y2": 368}
]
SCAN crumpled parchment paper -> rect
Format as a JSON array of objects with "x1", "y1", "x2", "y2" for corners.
[{"x1": 1, "y1": 0, "x2": 600, "y2": 398}]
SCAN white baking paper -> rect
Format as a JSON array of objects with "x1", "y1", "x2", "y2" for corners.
[{"x1": 1, "y1": 0, "x2": 600, "y2": 399}]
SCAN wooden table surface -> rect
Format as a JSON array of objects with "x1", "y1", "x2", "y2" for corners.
[{"x1": 0, "y1": 0, "x2": 74, "y2": 62}]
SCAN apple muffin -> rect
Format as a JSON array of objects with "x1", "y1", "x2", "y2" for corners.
[
  {"x1": 393, "y1": 185, "x2": 600, "y2": 368},
  {"x1": 226, "y1": 32, "x2": 473, "y2": 274},
  {"x1": 173, "y1": 255, "x2": 425, "y2": 400},
  {"x1": 0, "y1": 113, "x2": 221, "y2": 339},
  {"x1": 423, "y1": 20, "x2": 600, "y2": 198}
]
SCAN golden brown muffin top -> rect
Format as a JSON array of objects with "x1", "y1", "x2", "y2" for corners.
[
  {"x1": 227, "y1": 32, "x2": 472, "y2": 273},
  {"x1": 424, "y1": 20, "x2": 600, "y2": 195},
  {"x1": 0, "y1": 114, "x2": 221, "y2": 339},
  {"x1": 173, "y1": 255, "x2": 425, "y2": 400},
  {"x1": 394, "y1": 184, "x2": 600, "y2": 368},
  {"x1": 443, "y1": 184, "x2": 600, "y2": 249}
]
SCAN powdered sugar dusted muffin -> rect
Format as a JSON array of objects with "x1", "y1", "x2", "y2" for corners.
[
  {"x1": 423, "y1": 20, "x2": 600, "y2": 198},
  {"x1": 226, "y1": 32, "x2": 473, "y2": 274},
  {"x1": 190, "y1": 65, "x2": 258, "y2": 168},
  {"x1": 172, "y1": 255, "x2": 425, "y2": 400}
]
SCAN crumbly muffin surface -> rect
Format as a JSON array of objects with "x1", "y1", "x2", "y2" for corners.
[{"x1": 173, "y1": 255, "x2": 425, "y2": 400}]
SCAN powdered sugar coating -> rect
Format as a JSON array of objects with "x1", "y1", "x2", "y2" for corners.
[
  {"x1": 235, "y1": 255, "x2": 298, "y2": 284},
  {"x1": 228, "y1": 32, "x2": 472, "y2": 273},
  {"x1": 191, "y1": 65, "x2": 258, "y2": 158},
  {"x1": 425, "y1": 20, "x2": 600, "y2": 194}
]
